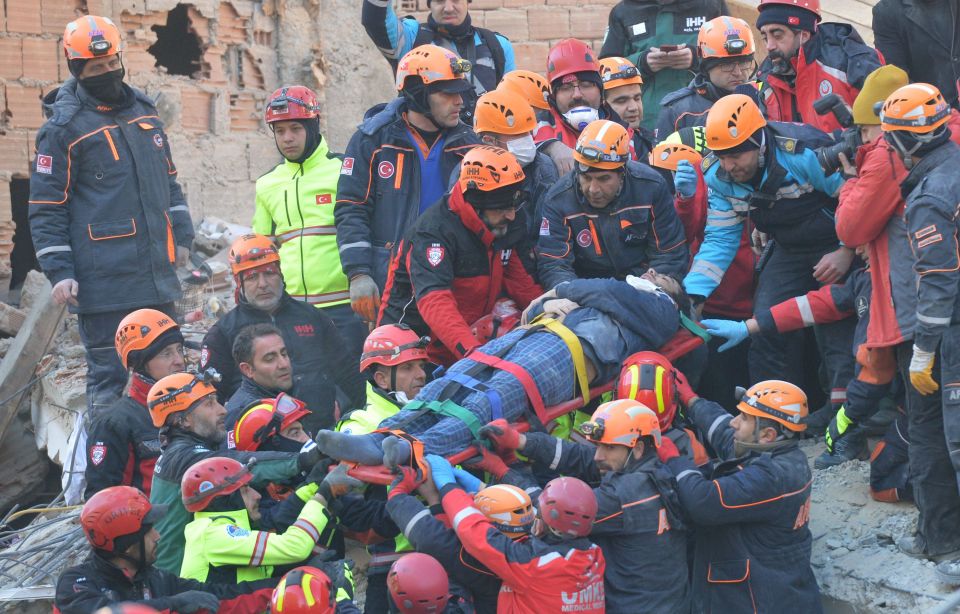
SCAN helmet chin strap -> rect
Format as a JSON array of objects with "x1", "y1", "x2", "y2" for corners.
[{"x1": 887, "y1": 130, "x2": 924, "y2": 170}]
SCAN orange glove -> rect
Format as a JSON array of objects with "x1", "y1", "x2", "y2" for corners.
[
  {"x1": 674, "y1": 369, "x2": 697, "y2": 407},
  {"x1": 349, "y1": 274, "x2": 381, "y2": 322}
]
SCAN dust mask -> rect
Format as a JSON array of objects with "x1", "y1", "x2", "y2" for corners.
[
  {"x1": 506, "y1": 135, "x2": 537, "y2": 166},
  {"x1": 563, "y1": 106, "x2": 599, "y2": 131}
]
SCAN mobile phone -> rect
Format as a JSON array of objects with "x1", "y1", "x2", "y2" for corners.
[{"x1": 659, "y1": 44, "x2": 682, "y2": 52}]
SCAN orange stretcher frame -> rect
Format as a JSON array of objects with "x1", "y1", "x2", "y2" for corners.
[{"x1": 345, "y1": 327, "x2": 706, "y2": 485}]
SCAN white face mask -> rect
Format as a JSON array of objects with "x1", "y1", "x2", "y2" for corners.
[
  {"x1": 506, "y1": 134, "x2": 537, "y2": 166},
  {"x1": 625, "y1": 274, "x2": 659, "y2": 294},
  {"x1": 563, "y1": 106, "x2": 599, "y2": 131}
]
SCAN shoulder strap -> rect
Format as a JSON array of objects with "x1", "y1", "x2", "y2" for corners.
[
  {"x1": 749, "y1": 146, "x2": 788, "y2": 210},
  {"x1": 475, "y1": 27, "x2": 506, "y2": 82}
]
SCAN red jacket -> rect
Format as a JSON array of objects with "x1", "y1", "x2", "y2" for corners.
[
  {"x1": 442, "y1": 487, "x2": 606, "y2": 614},
  {"x1": 836, "y1": 112, "x2": 960, "y2": 348},
  {"x1": 674, "y1": 168, "x2": 755, "y2": 319},
  {"x1": 379, "y1": 185, "x2": 542, "y2": 365}
]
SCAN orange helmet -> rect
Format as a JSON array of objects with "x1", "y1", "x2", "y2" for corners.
[
  {"x1": 458, "y1": 145, "x2": 526, "y2": 196},
  {"x1": 115, "y1": 309, "x2": 182, "y2": 370},
  {"x1": 616, "y1": 352, "x2": 679, "y2": 431},
  {"x1": 579, "y1": 399, "x2": 663, "y2": 448},
  {"x1": 574, "y1": 120, "x2": 630, "y2": 170},
  {"x1": 648, "y1": 142, "x2": 703, "y2": 171},
  {"x1": 498, "y1": 70, "x2": 551, "y2": 110},
  {"x1": 388, "y1": 554, "x2": 450, "y2": 614},
  {"x1": 599, "y1": 57, "x2": 643, "y2": 90},
  {"x1": 232, "y1": 394, "x2": 311, "y2": 451},
  {"x1": 736, "y1": 380, "x2": 808, "y2": 432},
  {"x1": 360, "y1": 324, "x2": 430, "y2": 372},
  {"x1": 698, "y1": 16, "x2": 756, "y2": 60},
  {"x1": 272, "y1": 566, "x2": 335, "y2": 614},
  {"x1": 265, "y1": 85, "x2": 319, "y2": 124},
  {"x1": 181, "y1": 457, "x2": 253, "y2": 512},
  {"x1": 546, "y1": 39, "x2": 600, "y2": 85},
  {"x1": 229, "y1": 233, "x2": 280, "y2": 277},
  {"x1": 63, "y1": 15, "x2": 122, "y2": 60},
  {"x1": 396, "y1": 44, "x2": 472, "y2": 93},
  {"x1": 81, "y1": 486, "x2": 166, "y2": 553},
  {"x1": 474, "y1": 89, "x2": 536, "y2": 135},
  {"x1": 880, "y1": 83, "x2": 951, "y2": 134},
  {"x1": 147, "y1": 370, "x2": 220, "y2": 428},
  {"x1": 705, "y1": 94, "x2": 767, "y2": 151},
  {"x1": 474, "y1": 484, "x2": 535, "y2": 536}
]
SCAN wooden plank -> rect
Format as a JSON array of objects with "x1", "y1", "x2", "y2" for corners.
[{"x1": 0, "y1": 278, "x2": 65, "y2": 444}]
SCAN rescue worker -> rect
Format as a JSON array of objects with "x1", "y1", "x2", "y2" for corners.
[
  {"x1": 431, "y1": 456, "x2": 607, "y2": 613},
  {"x1": 271, "y1": 565, "x2": 361, "y2": 613},
  {"x1": 481, "y1": 399, "x2": 689, "y2": 612},
  {"x1": 756, "y1": 0, "x2": 882, "y2": 132},
  {"x1": 656, "y1": 16, "x2": 757, "y2": 139},
  {"x1": 255, "y1": 85, "x2": 366, "y2": 360},
  {"x1": 880, "y1": 82, "x2": 960, "y2": 584},
  {"x1": 600, "y1": 0, "x2": 727, "y2": 131},
  {"x1": 148, "y1": 371, "x2": 325, "y2": 573},
  {"x1": 661, "y1": 378, "x2": 822, "y2": 613},
  {"x1": 378, "y1": 145, "x2": 542, "y2": 365},
  {"x1": 29, "y1": 16, "x2": 193, "y2": 413},
  {"x1": 179, "y1": 457, "x2": 354, "y2": 583},
  {"x1": 361, "y1": 0, "x2": 515, "y2": 122},
  {"x1": 388, "y1": 553, "x2": 473, "y2": 613},
  {"x1": 84, "y1": 309, "x2": 184, "y2": 499},
  {"x1": 686, "y1": 94, "x2": 856, "y2": 414},
  {"x1": 335, "y1": 44, "x2": 480, "y2": 321},
  {"x1": 200, "y1": 234, "x2": 365, "y2": 431},
  {"x1": 599, "y1": 56, "x2": 655, "y2": 161},
  {"x1": 835, "y1": 70, "x2": 960, "y2": 561},
  {"x1": 56, "y1": 486, "x2": 276, "y2": 613},
  {"x1": 499, "y1": 70, "x2": 552, "y2": 113},
  {"x1": 538, "y1": 120, "x2": 688, "y2": 290},
  {"x1": 473, "y1": 89, "x2": 559, "y2": 278}
]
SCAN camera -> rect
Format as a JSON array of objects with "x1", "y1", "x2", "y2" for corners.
[{"x1": 813, "y1": 93, "x2": 863, "y2": 175}]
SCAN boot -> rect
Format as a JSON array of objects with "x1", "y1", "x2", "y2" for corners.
[
  {"x1": 937, "y1": 559, "x2": 960, "y2": 585},
  {"x1": 814, "y1": 424, "x2": 867, "y2": 469},
  {"x1": 897, "y1": 534, "x2": 960, "y2": 561}
]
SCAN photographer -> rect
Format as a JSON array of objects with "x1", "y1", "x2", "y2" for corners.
[{"x1": 835, "y1": 66, "x2": 960, "y2": 564}]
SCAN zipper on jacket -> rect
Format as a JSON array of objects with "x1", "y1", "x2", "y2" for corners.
[{"x1": 295, "y1": 171, "x2": 309, "y2": 301}]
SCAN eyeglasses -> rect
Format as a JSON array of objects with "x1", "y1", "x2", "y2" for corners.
[
  {"x1": 556, "y1": 80, "x2": 600, "y2": 95},
  {"x1": 717, "y1": 60, "x2": 755, "y2": 75}
]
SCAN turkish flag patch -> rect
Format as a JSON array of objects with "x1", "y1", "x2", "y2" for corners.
[
  {"x1": 316, "y1": 193, "x2": 333, "y2": 205},
  {"x1": 426, "y1": 243, "x2": 445, "y2": 267},
  {"x1": 90, "y1": 444, "x2": 107, "y2": 466},
  {"x1": 36, "y1": 154, "x2": 53, "y2": 174},
  {"x1": 788, "y1": 16, "x2": 800, "y2": 25}
]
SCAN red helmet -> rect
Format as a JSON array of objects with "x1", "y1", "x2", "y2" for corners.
[
  {"x1": 617, "y1": 352, "x2": 679, "y2": 431},
  {"x1": 471, "y1": 298, "x2": 521, "y2": 344},
  {"x1": 758, "y1": 0, "x2": 821, "y2": 20},
  {"x1": 538, "y1": 476, "x2": 597, "y2": 538},
  {"x1": 360, "y1": 324, "x2": 430, "y2": 372},
  {"x1": 265, "y1": 85, "x2": 320, "y2": 124},
  {"x1": 271, "y1": 566, "x2": 335, "y2": 614},
  {"x1": 81, "y1": 486, "x2": 166, "y2": 553},
  {"x1": 181, "y1": 457, "x2": 253, "y2": 512},
  {"x1": 546, "y1": 39, "x2": 600, "y2": 85},
  {"x1": 388, "y1": 553, "x2": 450, "y2": 613},
  {"x1": 232, "y1": 394, "x2": 311, "y2": 451}
]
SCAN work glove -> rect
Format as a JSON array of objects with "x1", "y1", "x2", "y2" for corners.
[
  {"x1": 298, "y1": 446, "x2": 324, "y2": 472},
  {"x1": 305, "y1": 456, "x2": 335, "y2": 486},
  {"x1": 479, "y1": 419, "x2": 523, "y2": 453},
  {"x1": 701, "y1": 318, "x2": 750, "y2": 352},
  {"x1": 388, "y1": 466, "x2": 423, "y2": 500},
  {"x1": 314, "y1": 559, "x2": 355, "y2": 602},
  {"x1": 318, "y1": 463, "x2": 364, "y2": 501},
  {"x1": 673, "y1": 369, "x2": 697, "y2": 408},
  {"x1": 824, "y1": 406, "x2": 855, "y2": 454},
  {"x1": 909, "y1": 345, "x2": 939, "y2": 395},
  {"x1": 656, "y1": 436, "x2": 680, "y2": 463},
  {"x1": 349, "y1": 274, "x2": 381, "y2": 322},
  {"x1": 674, "y1": 160, "x2": 698, "y2": 199},
  {"x1": 425, "y1": 454, "x2": 456, "y2": 490},
  {"x1": 452, "y1": 467, "x2": 485, "y2": 494},
  {"x1": 464, "y1": 446, "x2": 510, "y2": 480},
  {"x1": 167, "y1": 590, "x2": 220, "y2": 613}
]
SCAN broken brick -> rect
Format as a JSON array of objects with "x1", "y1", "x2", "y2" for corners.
[{"x1": 5, "y1": 84, "x2": 45, "y2": 130}]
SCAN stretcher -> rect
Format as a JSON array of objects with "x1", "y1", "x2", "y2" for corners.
[{"x1": 345, "y1": 325, "x2": 707, "y2": 485}]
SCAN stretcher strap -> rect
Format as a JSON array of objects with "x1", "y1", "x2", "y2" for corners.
[
  {"x1": 468, "y1": 351, "x2": 548, "y2": 424},
  {"x1": 679, "y1": 312, "x2": 710, "y2": 342},
  {"x1": 444, "y1": 372, "x2": 504, "y2": 422},
  {"x1": 534, "y1": 317, "x2": 591, "y2": 405},
  {"x1": 403, "y1": 399, "x2": 486, "y2": 440}
]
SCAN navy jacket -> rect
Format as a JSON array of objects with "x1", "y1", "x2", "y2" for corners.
[
  {"x1": 655, "y1": 74, "x2": 725, "y2": 139},
  {"x1": 537, "y1": 161, "x2": 688, "y2": 290},
  {"x1": 29, "y1": 79, "x2": 193, "y2": 314},
  {"x1": 667, "y1": 398, "x2": 821, "y2": 614}
]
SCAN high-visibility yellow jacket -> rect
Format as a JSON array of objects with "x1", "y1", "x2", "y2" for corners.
[{"x1": 253, "y1": 140, "x2": 350, "y2": 308}]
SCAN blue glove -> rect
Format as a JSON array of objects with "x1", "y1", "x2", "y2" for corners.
[
  {"x1": 674, "y1": 160, "x2": 698, "y2": 199},
  {"x1": 701, "y1": 318, "x2": 750, "y2": 352},
  {"x1": 425, "y1": 454, "x2": 455, "y2": 490},
  {"x1": 452, "y1": 467, "x2": 484, "y2": 494}
]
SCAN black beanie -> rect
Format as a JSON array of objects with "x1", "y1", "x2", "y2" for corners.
[
  {"x1": 551, "y1": 71, "x2": 603, "y2": 95},
  {"x1": 128, "y1": 327, "x2": 184, "y2": 374},
  {"x1": 289, "y1": 118, "x2": 321, "y2": 164},
  {"x1": 756, "y1": 6, "x2": 818, "y2": 33}
]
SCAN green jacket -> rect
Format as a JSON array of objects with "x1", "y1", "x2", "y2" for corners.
[
  {"x1": 253, "y1": 139, "x2": 350, "y2": 308},
  {"x1": 181, "y1": 497, "x2": 332, "y2": 583},
  {"x1": 600, "y1": 0, "x2": 727, "y2": 130},
  {"x1": 336, "y1": 382, "x2": 402, "y2": 434}
]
